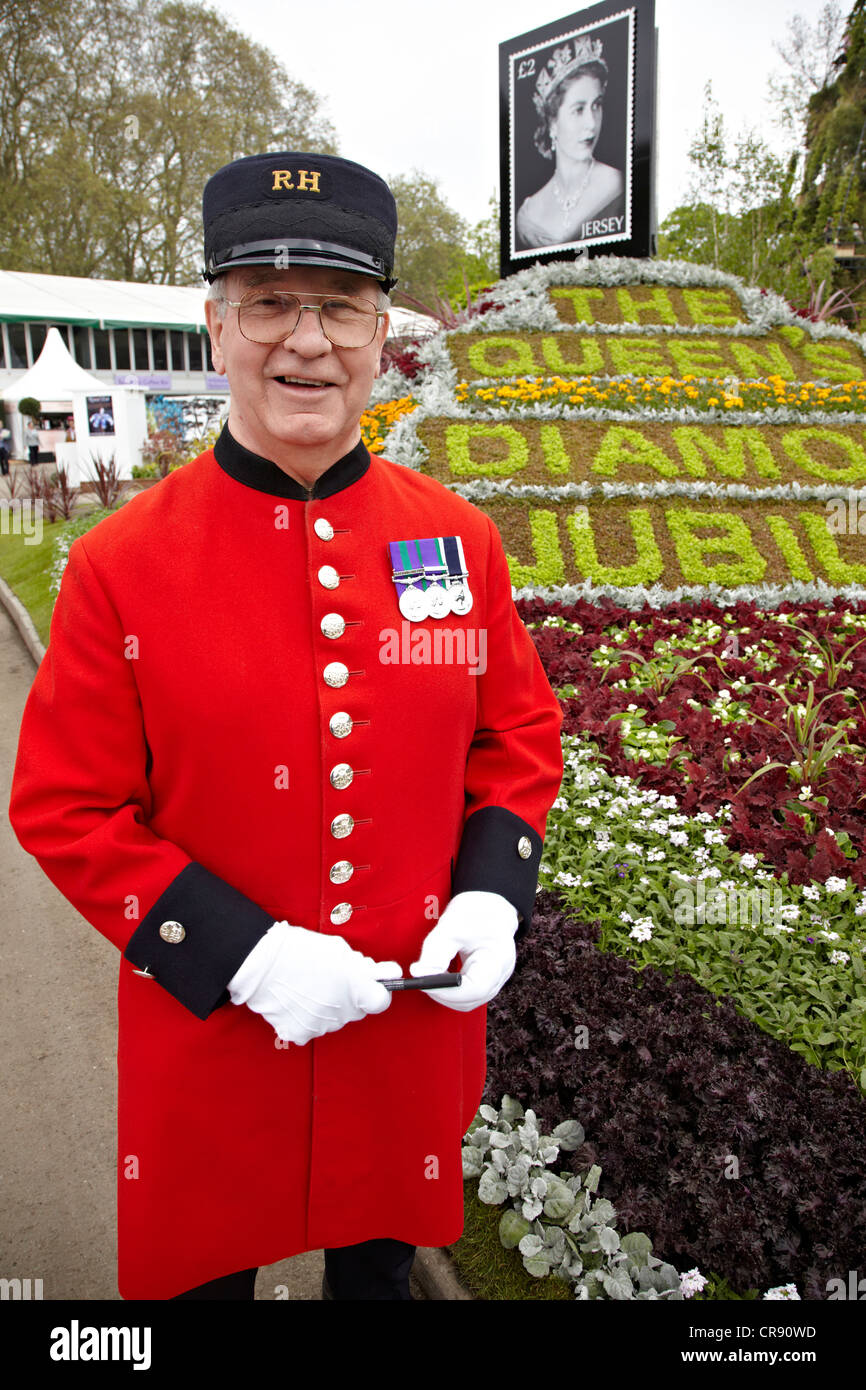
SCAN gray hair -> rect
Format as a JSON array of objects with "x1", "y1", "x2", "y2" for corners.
[{"x1": 206, "y1": 275, "x2": 390, "y2": 318}]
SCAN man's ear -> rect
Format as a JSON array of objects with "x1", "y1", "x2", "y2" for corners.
[
  {"x1": 204, "y1": 296, "x2": 226, "y2": 377},
  {"x1": 374, "y1": 312, "x2": 390, "y2": 376}
]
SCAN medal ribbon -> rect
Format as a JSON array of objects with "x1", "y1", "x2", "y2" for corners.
[{"x1": 389, "y1": 537, "x2": 448, "y2": 596}]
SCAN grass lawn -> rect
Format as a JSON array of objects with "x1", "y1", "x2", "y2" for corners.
[{"x1": 0, "y1": 521, "x2": 70, "y2": 648}]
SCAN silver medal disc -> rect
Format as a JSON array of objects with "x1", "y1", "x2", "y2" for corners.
[
  {"x1": 426, "y1": 584, "x2": 450, "y2": 619},
  {"x1": 449, "y1": 582, "x2": 474, "y2": 615},
  {"x1": 399, "y1": 586, "x2": 428, "y2": 622}
]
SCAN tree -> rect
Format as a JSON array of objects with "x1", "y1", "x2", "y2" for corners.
[
  {"x1": 0, "y1": 0, "x2": 338, "y2": 283},
  {"x1": 794, "y1": 0, "x2": 866, "y2": 248},
  {"x1": 658, "y1": 83, "x2": 799, "y2": 295},
  {"x1": 767, "y1": 2, "x2": 847, "y2": 151},
  {"x1": 388, "y1": 171, "x2": 473, "y2": 305}
]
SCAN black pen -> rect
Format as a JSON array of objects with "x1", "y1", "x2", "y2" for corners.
[{"x1": 379, "y1": 972, "x2": 462, "y2": 991}]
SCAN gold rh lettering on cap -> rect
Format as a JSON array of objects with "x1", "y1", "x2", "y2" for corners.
[
  {"x1": 272, "y1": 170, "x2": 294, "y2": 191},
  {"x1": 297, "y1": 170, "x2": 321, "y2": 192}
]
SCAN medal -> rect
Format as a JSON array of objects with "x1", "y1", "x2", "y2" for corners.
[
  {"x1": 389, "y1": 535, "x2": 472, "y2": 622},
  {"x1": 449, "y1": 581, "x2": 473, "y2": 615},
  {"x1": 399, "y1": 584, "x2": 428, "y2": 621},
  {"x1": 426, "y1": 583, "x2": 451, "y2": 618},
  {"x1": 443, "y1": 535, "x2": 473, "y2": 615}
]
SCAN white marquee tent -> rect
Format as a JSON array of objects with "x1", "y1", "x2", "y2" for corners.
[{"x1": 2, "y1": 327, "x2": 145, "y2": 483}]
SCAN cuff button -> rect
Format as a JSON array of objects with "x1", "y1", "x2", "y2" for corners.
[
  {"x1": 517, "y1": 836, "x2": 533, "y2": 860},
  {"x1": 159, "y1": 920, "x2": 186, "y2": 943}
]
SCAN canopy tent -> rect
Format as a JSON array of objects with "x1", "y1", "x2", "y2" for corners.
[
  {"x1": 1, "y1": 327, "x2": 146, "y2": 483},
  {"x1": 2, "y1": 327, "x2": 105, "y2": 409}
]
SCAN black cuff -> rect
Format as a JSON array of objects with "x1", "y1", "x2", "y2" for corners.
[
  {"x1": 123, "y1": 863, "x2": 276, "y2": 1020},
  {"x1": 451, "y1": 805, "x2": 543, "y2": 938}
]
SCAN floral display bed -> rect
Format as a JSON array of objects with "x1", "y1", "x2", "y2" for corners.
[{"x1": 372, "y1": 259, "x2": 866, "y2": 1301}]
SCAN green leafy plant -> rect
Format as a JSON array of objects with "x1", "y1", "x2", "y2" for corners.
[
  {"x1": 463, "y1": 1096, "x2": 686, "y2": 1300},
  {"x1": 604, "y1": 642, "x2": 717, "y2": 699},
  {"x1": 737, "y1": 680, "x2": 863, "y2": 793}
]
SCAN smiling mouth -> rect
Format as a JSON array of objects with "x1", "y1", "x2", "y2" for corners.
[{"x1": 274, "y1": 376, "x2": 332, "y2": 389}]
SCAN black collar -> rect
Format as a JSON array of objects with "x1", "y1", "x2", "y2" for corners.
[{"x1": 213, "y1": 423, "x2": 371, "y2": 500}]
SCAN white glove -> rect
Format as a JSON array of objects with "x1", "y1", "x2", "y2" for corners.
[
  {"x1": 408, "y1": 891, "x2": 519, "y2": 1012},
  {"x1": 228, "y1": 920, "x2": 401, "y2": 1045}
]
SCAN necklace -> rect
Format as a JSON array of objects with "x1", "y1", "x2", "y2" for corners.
[{"x1": 551, "y1": 159, "x2": 595, "y2": 215}]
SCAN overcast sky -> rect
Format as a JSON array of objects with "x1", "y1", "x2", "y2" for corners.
[{"x1": 211, "y1": 0, "x2": 838, "y2": 229}]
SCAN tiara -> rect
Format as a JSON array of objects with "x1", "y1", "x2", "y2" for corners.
[{"x1": 532, "y1": 37, "x2": 607, "y2": 114}]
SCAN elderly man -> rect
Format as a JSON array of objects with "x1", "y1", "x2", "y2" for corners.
[{"x1": 9, "y1": 152, "x2": 563, "y2": 1301}]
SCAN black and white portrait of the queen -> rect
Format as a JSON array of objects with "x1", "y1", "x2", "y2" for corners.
[{"x1": 500, "y1": 2, "x2": 655, "y2": 272}]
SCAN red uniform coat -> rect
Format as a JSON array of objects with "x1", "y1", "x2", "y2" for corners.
[{"x1": 9, "y1": 428, "x2": 563, "y2": 1299}]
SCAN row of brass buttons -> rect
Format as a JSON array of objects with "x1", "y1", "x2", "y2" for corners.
[{"x1": 317, "y1": 516, "x2": 359, "y2": 925}]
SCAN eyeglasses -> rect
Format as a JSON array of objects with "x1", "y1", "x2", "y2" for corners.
[{"x1": 225, "y1": 290, "x2": 386, "y2": 348}]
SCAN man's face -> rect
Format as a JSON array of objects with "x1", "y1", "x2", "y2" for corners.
[{"x1": 204, "y1": 264, "x2": 389, "y2": 465}]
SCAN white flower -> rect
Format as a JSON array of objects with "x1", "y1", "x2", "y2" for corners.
[
  {"x1": 798, "y1": 785, "x2": 813, "y2": 801},
  {"x1": 739, "y1": 853, "x2": 758, "y2": 870},
  {"x1": 820, "y1": 930, "x2": 841, "y2": 941},
  {"x1": 680, "y1": 1268, "x2": 708, "y2": 1298},
  {"x1": 669, "y1": 831, "x2": 689, "y2": 847},
  {"x1": 824, "y1": 876, "x2": 848, "y2": 893},
  {"x1": 574, "y1": 816, "x2": 592, "y2": 829},
  {"x1": 829, "y1": 950, "x2": 850, "y2": 965},
  {"x1": 763, "y1": 1283, "x2": 800, "y2": 1300},
  {"x1": 802, "y1": 885, "x2": 821, "y2": 901},
  {"x1": 619, "y1": 911, "x2": 634, "y2": 923},
  {"x1": 629, "y1": 922, "x2": 653, "y2": 942}
]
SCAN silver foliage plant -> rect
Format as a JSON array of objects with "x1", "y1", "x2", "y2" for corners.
[{"x1": 463, "y1": 1095, "x2": 685, "y2": 1299}]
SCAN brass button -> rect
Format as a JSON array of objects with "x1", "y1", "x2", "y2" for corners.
[
  {"x1": 159, "y1": 920, "x2": 185, "y2": 943},
  {"x1": 517, "y1": 836, "x2": 533, "y2": 860},
  {"x1": 329, "y1": 711, "x2": 353, "y2": 738},
  {"x1": 330, "y1": 762, "x2": 354, "y2": 789},
  {"x1": 318, "y1": 565, "x2": 340, "y2": 590},
  {"x1": 314, "y1": 517, "x2": 334, "y2": 541},
  {"x1": 323, "y1": 662, "x2": 349, "y2": 688},
  {"x1": 330, "y1": 902, "x2": 353, "y2": 926},
  {"x1": 329, "y1": 860, "x2": 354, "y2": 884},
  {"x1": 321, "y1": 613, "x2": 345, "y2": 640},
  {"x1": 330, "y1": 813, "x2": 354, "y2": 839}
]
